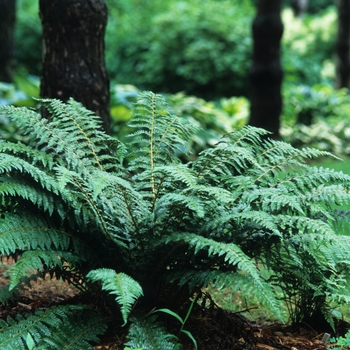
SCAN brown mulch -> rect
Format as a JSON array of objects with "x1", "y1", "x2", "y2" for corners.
[{"x1": 0, "y1": 259, "x2": 347, "y2": 349}]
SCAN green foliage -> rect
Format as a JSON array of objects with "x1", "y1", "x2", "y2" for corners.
[
  {"x1": 14, "y1": 0, "x2": 336, "y2": 100},
  {"x1": 107, "y1": 0, "x2": 253, "y2": 98},
  {"x1": 155, "y1": 294, "x2": 199, "y2": 350},
  {"x1": 110, "y1": 84, "x2": 249, "y2": 156},
  {"x1": 0, "y1": 75, "x2": 40, "y2": 144},
  {"x1": 0, "y1": 305, "x2": 107, "y2": 350},
  {"x1": 329, "y1": 330, "x2": 350, "y2": 349},
  {"x1": 15, "y1": 0, "x2": 42, "y2": 75},
  {"x1": 87, "y1": 269, "x2": 143, "y2": 325},
  {"x1": 25, "y1": 333, "x2": 35, "y2": 350},
  {"x1": 282, "y1": 84, "x2": 350, "y2": 156},
  {"x1": 0, "y1": 76, "x2": 40, "y2": 108},
  {"x1": 105, "y1": 1, "x2": 336, "y2": 97},
  {"x1": 1, "y1": 92, "x2": 350, "y2": 347},
  {"x1": 283, "y1": 7, "x2": 336, "y2": 87},
  {"x1": 125, "y1": 315, "x2": 181, "y2": 350}
]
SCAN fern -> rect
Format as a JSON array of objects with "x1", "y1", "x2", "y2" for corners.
[
  {"x1": 86, "y1": 268, "x2": 143, "y2": 325},
  {"x1": 161, "y1": 233, "x2": 281, "y2": 317},
  {"x1": 0, "y1": 273, "x2": 40, "y2": 305},
  {"x1": 9, "y1": 250, "x2": 82, "y2": 290},
  {"x1": 0, "y1": 305, "x2": 107, "y2": 350},
  {"x1": 1, "y1": 92, "x2": 350, "y2": 348},
  {"x1": 125, "y1": 315, "x2": 180, "y2": 350},
  {"x1": 127, "y1": 91, "x2": 198, "y2": 202}
]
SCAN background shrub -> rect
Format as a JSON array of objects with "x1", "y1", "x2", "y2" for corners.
[
  {"x1": 106, "y1": 0, "x2": 253, "y2": 99},
  {"x1": 282, "y1": 84, "x2": 350, "y2": 156},
  {"x1": 15, "y1": 0, "x2": 41, "y2": 75},
  {"x1": 13, "y1": 0, "x2": 336, "y2": 101},
  {"x1": 282, "y1": 7, "x2": 336, "y2": 87}
]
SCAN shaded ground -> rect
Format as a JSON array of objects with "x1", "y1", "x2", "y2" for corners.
[{"x1": 0, "y1": 259, "x2": 346, "y2": 349}]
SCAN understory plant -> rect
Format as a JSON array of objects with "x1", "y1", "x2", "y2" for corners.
[
  {"x1": 1, "y1": 92, "x2": 350, "y2": 348},
  {"x1": 329, "y1": 329, "x2": 350, "y2": 349}
]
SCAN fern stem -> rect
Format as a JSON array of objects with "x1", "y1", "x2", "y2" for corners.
[
  {"x1": 62, "y1": 104, "x2": 104, "y2": 171},
  {"x1": 118, "y1": 184, "x2": 140, "y2": 236},
  {"x1": 150, "y1": 93, "x2": 156, "y2": 199},
  {"x1": 73, "y1": 177, "x2": 115, "y2": 243},
  {"x1": 254, "y1": 154, "x2": 298, "y2": 183}
]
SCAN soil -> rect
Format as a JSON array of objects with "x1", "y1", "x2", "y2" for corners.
[{"x1": 0, "y1": 259, "x2": 348, "y2": 350}]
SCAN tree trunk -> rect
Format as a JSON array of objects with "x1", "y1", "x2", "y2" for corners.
[
  {"x1": 248, "y1": 0, "x2": 284, "y2": 139},
  {"x1": 335, "y1": 0, "x2": 350, "y2": 89},
  {"x1": 0, "y1": 0, "x2": 16, "y2": 82},
  {"x1": 39, "y1": 0, "x2": 110, "y2": 132},
  {"x1": 291, "y1": 0, "x2": 308, "y2": 18}
]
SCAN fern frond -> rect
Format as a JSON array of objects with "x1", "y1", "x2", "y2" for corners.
[
  {"x1": 213, "y1": 272, "x2": 285, "y2": 321},
  {"x1": 0, "y1": 305, "x2": 106, "y2": 350},
  {"x1": 0, "y1": 285, "x2": 19, "y2": 305},
  {"x1": 155, "y1": 193, "x2": 205, "y2": 220},
  {"x1": 127, "y1": 91, "x2": 197, "y2": 197},
  {"x1": 153, "y1": 164, "x2": 198, "y2": 188},
  {"x1": 0, "y1": 213, "x2": 66, "y2": 253},
  {"x1": 86, "y1": 268, "x2": 143, "y2": 325},
  {"x1": 0, "y1": 154, "x2": 59, "y2": 193},
  {"x1": 193, "y1": 143, "x2": 260, "y2": 180},
  {"x1": 304, "y1": 234, "x2": 350, "y2": 268},
  {"x1": 89, "y1": 169, "x2": 150, "y2": 238},
  {"x1": 232, "y1": 210, "x2": 282, "y2": 237},
  {"x1": 54, "y1": 166, "x2": 141, "y2": 245},
  {"x1": 0, "y1": 212, "x2": 92, "y2": 259},
  {"x1": 40, "y1": 98, "x2": 121, "y2": 171},
  {"x1": 0, "y1": 271, "x2": 46, "y2": 305},
  {"x1": 39, "y1": 308, "x2": 107, "y2": 350},
  {"x1": 224, "y1": 125, "x2": 271, "y2": 147},
  {"x1": 2, "y1": 100, "x2": 123, "y2": 174},
  {"x1": 303, "y1": 183, "x2": 350, "y2": 207},
  {"x1": 163, "y1": 234, "x2": 258, "y2": 275},
  {"x1": 278, "y1": 215, "x2": 335, "y2": 237},
  {"x1": 0, "y1": 141, "x2": 55, "y2": 169},
  {"x1": 161, "y1": 233, "x2": 281, "y2": 315},
  {"x1": 253, "y1": 142, "x2": 337, "y2": 184},
  {"x1": 125, "y1": 314, "x2": 180, "y2": 350},
  {"x1": 0, "y1": 175, "x2": 63, "y2": 216},
  {"x1": 9, "y1": 250, "x2": 83, "y2": 290},
  {"x1": 272, "y1": 166, "x2": 350, "y2": 195}
]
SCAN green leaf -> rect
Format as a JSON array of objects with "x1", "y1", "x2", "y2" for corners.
[
  {"x1": 26, "y1": 333, "x2": 35, "y2": 350},
  {"x1": 154, "y1": 309, "x2": 184, "y2": 325},
  {"x1": 180, "y1": 330, "x2": 197, "y2": 350},
  {"x1": 86, "y1": 269, "x2": 143, "y2": 325}
]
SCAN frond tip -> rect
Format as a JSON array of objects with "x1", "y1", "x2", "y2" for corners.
[{"x1": 86, "y1": 268, "x2": 143, "y2": 325}]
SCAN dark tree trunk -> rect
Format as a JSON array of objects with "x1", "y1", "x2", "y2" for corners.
[
  {"x1": 249, "y1": 0, "x2": 283, "y2": 139},
  {"x1": 39, "y1": 0, "x2": 111, "y2": 132},
  {"x1": 291, "y1": 0, "x2": 308, "y2": 18},
  {"x1": 335, "y1": 0, "x2": 350, "y2": 89},
  {"x1": 0, "y1": 0, "x2": 16, "y2": 82}
]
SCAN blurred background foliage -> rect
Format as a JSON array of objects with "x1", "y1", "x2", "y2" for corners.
[{"x1": 4, "y1": 0, "x2": 350, "y2": 158}]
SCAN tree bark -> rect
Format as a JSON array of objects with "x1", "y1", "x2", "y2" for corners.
[
  {"x1": 335, "y1": 0, "x2": 350, "y2": 89},
  {"x1": 0, "y1": 0, "x2": 16, "y2": 82},
  {"x1": 39, "y1": 0, "x2": 110, "y2": 132},
  {"x1": 291, "y1": 0, "x2": 308, "y2": 18},
  {"x1": 248, "y1": 0, "x2": 284, "y2": 139}
]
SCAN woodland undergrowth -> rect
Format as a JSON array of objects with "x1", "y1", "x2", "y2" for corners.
[{"x1": 0, "y1": 92, "x2": 350, "y2": 349}]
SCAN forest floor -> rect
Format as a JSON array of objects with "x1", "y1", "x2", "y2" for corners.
[{"x1": 0, "y1": 258, "x2": 347, "y2": 350}]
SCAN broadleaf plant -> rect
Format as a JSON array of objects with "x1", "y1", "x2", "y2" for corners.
[{"x1": 1, "y1": 92, "x2": 350, "y2": 347}]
